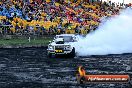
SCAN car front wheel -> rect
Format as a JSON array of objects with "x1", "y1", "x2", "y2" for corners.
[{"x1": 47, "y1": 53, "x2": 52, "y2": 58}]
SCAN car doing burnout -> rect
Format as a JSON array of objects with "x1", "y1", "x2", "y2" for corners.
[{"x1": 47, "y1": 34, "x2": 78, "y2": 58}]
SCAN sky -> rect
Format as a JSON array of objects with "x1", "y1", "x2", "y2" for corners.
[{"x1": 102, "y1": 0, "x2": 132, "y2": 4}]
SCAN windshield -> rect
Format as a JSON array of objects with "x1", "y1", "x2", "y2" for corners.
[{"x1": 58, "y1": 36, "x2": 73, "y2": 42}]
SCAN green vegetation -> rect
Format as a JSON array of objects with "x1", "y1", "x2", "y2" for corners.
[{"x1": 0, "y1": 37, "x2": 52, "y2": 47}]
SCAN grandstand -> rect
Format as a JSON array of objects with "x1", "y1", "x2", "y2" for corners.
[{"x1": 0, "y1": 0, "x2": 129, "y2": 36}]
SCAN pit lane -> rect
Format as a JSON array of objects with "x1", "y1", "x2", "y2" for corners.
[{"x1": 0, "y1": 48, "x2": 132, "y2": 88}]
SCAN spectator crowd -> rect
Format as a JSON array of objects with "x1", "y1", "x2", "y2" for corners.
[{"x1": 0, "y1": 0, "x2": 131, "y2": 36}]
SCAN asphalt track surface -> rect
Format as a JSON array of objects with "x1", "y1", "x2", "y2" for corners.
[{"x1": 0, "y1": 48, "x2": 132, "y2": 88}]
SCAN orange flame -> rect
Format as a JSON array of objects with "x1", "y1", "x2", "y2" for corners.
[{"x1": 78, "y1": 66, "x2": 86, "y2": 76}]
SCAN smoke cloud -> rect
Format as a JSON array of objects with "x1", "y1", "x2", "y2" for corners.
[{"x1": 74, "y1": 8, "x2": 132, "y2": 56}]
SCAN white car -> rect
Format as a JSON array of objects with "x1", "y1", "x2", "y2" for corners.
[{"x1": 47, "y1": 34, "x2": 78, "y2": 58}]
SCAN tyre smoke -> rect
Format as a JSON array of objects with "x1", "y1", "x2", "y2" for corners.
[{"x1": 74, "y1": 8, "x2": 132, "y2": 56}]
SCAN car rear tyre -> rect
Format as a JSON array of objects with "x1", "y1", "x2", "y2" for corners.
[{"x1": 69, "y1": 48, "x2": 75, "y2": 58}]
